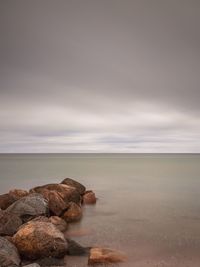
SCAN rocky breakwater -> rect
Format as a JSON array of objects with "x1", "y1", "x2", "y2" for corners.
[{"x1": 0, "y1": 177, "x2": 126, "y2": 266}]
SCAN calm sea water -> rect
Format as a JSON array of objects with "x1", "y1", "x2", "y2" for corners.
[{"x1": 0, "y1": 153, "x2": 200, "y2": 267}]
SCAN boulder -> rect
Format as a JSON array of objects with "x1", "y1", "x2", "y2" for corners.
[
  {"x1": 0, "y1": 209, "x2": 23, "y2": 236},
  {"x1": 0, "y1": 193, "x2": 16, "y2": 210},
  {"x1": 66, "y1": 238, "x2": 90, "y2": 256},
  {"x1": 83, "y1": 190, "x2": 96, "y2": 204},
  {"x1": 13, "y1": 221, "x2": 68, "y2": 260},
  {"x1": 62, "y1": 202, "x2": 82, "y2": 223},
  {"x1": 88, "y1": 247, "x2": 126, "y2": 265},
  {"x1": 41, "y1": 189, "x2": 69, "y2": 216},
  {"x1": 61, "y1": 178, "x2": 86, "y2": 195},
  {"x1": 49, "y1": 216, "x2": 67, "y2": 232},
  {"x1": 30, "y1": 184, "x2": 81, "y2": 204},
  {"x1": 0, "y1": 236, "x2": 21, "y2": 266},
  {"x1": 6, "y1": 193, "x2": 48, "y2": 221}
]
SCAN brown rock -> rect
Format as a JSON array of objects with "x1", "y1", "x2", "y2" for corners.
[
  {"x1": 62, "y1": 202, "x2": 82, "y2": 223},
  {"x1": 83, "y1": 190, "x2": 96, "y2": 204},
  {"x1": 49, "y1": 216, "x2": 67, "y2": 232},
  {"x1": 30, "y1": 184, "x2": 81, "y2": 204},
  {"x1": 0, "y1": 209, "x2": 23, "y2": 236},
  {"x1": 88, "y1": 247, "x2": 126, "y2": 265},
  {"x1": 41, "y1": 189, "x2": 69, "y2": 216},
  {"x1": 0, "y1": 236, "x2": 21, "y2": 266},
  {"x1": 13, "y1": 221, "x2": 68, "y2": 260},
  {"x1": 9, "y1": 189, "x2": 29, "y2": 199},
  {"x1": 61, "y1": 178, "x2": 86, "y2": 195},
  {"x1": 0, "y1": 193, "x2": 16, "y2": 210},
  {"x1": 6, "y1": 193, "x2": 49, "y2": 220}
]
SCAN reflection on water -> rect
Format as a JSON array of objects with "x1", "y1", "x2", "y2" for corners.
[{"x1": 0, "y1": 153, "x2": 200, "y2": 266}]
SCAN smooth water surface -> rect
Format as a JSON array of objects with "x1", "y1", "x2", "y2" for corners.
[{"x1": 0, "y1": 153, "x2": 200, "y2": 266}]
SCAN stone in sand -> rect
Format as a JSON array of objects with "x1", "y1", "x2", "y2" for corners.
[
  {"x1": 0, "y1": 209, "x2": 23, "y2": 236},
  {"x1": 88, "y1": 247, "x2": 126, "y2": 265},
  {"x1": 62, "y1": 202, "x2": 82, "y2": 223},
  {"x1": 0, "y1": 236, "x2": 21, "y2": 267},
  {"x1": 13, "y1": 220, "x2": 68, "y2": 260},
  {"x1": 61, "y1": 178, "x2": 86, "y2": 195}
]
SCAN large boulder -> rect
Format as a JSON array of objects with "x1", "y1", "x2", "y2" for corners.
[
  {"x1": 62, "y1": 202, "x2": 82, "y2": 223},
  {"x1": 6, "y1": 193, "x2": 48, "y2": 221},
  {"x1": 0, "y1": 236, "x2": 21, "y2": 266},
  {"x1": 13, "y1": 221, "x2": 68, "y2": 260},
  {"x1": 49, "y1": 216, "x2": 67, "y2": 232},
  {"x1": 40, "y1": 189, "x2": 69, "y2": 216},
  {"x1": 0, "y1": 209, "x2": 23, "y2": 236},
  {"x1": 9, "y1": 189, "x2": 29, "y2": 199},
  {"x1": 61, "y1": 178, "x2": 86, "y2": 195},
  {"x1": 83, "y1": 190, "x2": 96, "y2": 204},
  {"x1": 88, "y1": 247, "x2": 126, "y2": 265},
  {"x1": 30, "y1": 184, "x2": 81, "y2": 204}
]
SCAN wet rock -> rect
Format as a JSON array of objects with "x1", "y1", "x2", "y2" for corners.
[
  {"x1": 61, "y1": 178, "x2": 86, "y2": 195},
  {"x1": 30, "y1": 184, "x2": 81, "y2": 204},
  {"x1": 0, "y1": 193, "x2": 16, "y2": 210},
  {"x1": 83, "y1": 190, "x2": 96, "y2": 204},
  {"x1": 49, "y1": 216, "x2": 67, "y2": 232},
  {"x1": 66, "y1": 238, "x2": 90, "y2": 256},
  {"x1": 0, "y1": 236, "x2": 21, "y2": 266},
  {"x1": 13, "y1": 220, "x2": 68, "y2": 260},
  {"x1": 88, "y1": 247, "x2": 126, "y2": 265},
  {"x1": 0, "y1": 209, "x2": 23, "y2": 236},
  {"x1": 6, "y1": 193, "x2": 48, "y2": 220},
  {"x1": 62, "y1": 202, "x2": 82, "y2": 223},
  {"x1": 9, "y1": 189, "x2": 29, "y2": 199},
  {"x1": 42, "y1": 189, "x2": 69, "y2": 216}
]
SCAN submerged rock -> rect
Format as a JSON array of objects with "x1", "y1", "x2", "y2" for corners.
[
  {"x1": 30, "y1": 183, "x2": 81, "y2": 204},
  {"x1": 83, "y1": 190, "x2": 96, "y2": 204},
  {"x1": 13, "y1": 220, "x2": 68, "y2": 260},
  {"x1": 62, "y1": 202, "x2": 82, "y2": 223},
  {"x1": 66, "y1": 238, "x2": 90, "y2": 256},
  {"x1": 0, "y1": 209, "x2": 23, "y2": 236},
  {"x1": 0, "y1": 236, "x2": 21, "y2": 267},
  {"x1": 88, "y1": 247, "x2": 126, "y2": 265},
  {"x1": 6, "y1": 193, "x2": 48, "y2": 220},
  {"x1": 61, "y1": 178, "x2": 86, "y2": 195},
  {"x1": 49, "y1": 216, "x2": 67, "y2": 232}
]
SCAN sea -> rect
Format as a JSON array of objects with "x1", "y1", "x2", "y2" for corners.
[{"x1": 0, "y1": 153, "x2": 200, "y2": 267}]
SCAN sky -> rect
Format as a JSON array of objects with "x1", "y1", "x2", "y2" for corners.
[{"x1": 0, "y1": 0, "x2": 200, "y2": 153}]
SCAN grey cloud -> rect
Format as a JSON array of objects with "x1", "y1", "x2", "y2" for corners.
[{"x1": 0, "y1": 0, "x2": 200, "y2": 152}]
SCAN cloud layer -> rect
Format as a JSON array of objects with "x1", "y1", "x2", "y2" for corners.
[{"x1": 0, "y1": 0, "x2": 200, "y2": 152}]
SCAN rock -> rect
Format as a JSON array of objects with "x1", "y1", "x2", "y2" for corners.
[
  {"x1": 83, "y1": 190, "x2": 96, "y2": 204},
  {"x1": 66, "y1": 238, "x2": 90, "y2": 256},
  {"x1": 0, "y1": 236, "x2": 21, "y2": 266},
  {"x1": 30, "y1": 216, "x2": 50, "y2": 223},
  {"x1": 62, "y1": 202, "x2": 82, "y2": 223},
  {"x1": 23, "y1": 264, "x2": 40, "y2": 267},
  {"x1": 41, "y1": 189, "x2": 69, "y2": 216},
  {"x1": 49, "y1": 216, "x2": 67, "y2": 232},
  {"x1": 30, "y1": 184, "x2": 81, "y2": 204},
  {"x1": 88, "y1": 247, "x2": 126, "y2": 265},
  {"x1": 33, "y1": 257, "x2": 64, "y2": 266},
  {"x1": 9, "y1": 189, "x2": 29, "y2": 199},
  {"x1": 0, "y1": 193, "x2": 16, "y2": 210},
  {"x1": 13, "y1": 221, "x2": 68, "y2": 260},
  {"x1": 61, "y1": 178, "x2": 86, "y2": 195},
  {"x1": 6, "y1": 193, "x2": 49, "y2": 221},
  {"x1": 0, "y1": 209, "x2": 23, "y2": 236}
]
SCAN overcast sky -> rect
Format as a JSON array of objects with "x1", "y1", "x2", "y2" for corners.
[{"x1": 0, "y1": 0, "x2": 200, "y2": 153}]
